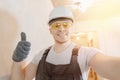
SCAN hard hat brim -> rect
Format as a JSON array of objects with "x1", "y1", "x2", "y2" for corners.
[{"x1": 48, "y1": 17, "x2": 74, "y2": 25}]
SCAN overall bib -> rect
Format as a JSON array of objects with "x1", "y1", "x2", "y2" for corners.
[{"x1": 36, "y1": 46, "x2": 83, "y2": 80}]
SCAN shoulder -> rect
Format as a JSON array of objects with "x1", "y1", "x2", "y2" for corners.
[
  {"x1": 78, "y1": 46, "x2": 103, "y2": 59},
  {"x1": 77, "y1": 46, "x2": 103, "y2": 66},
  {"x1": 78, "y1": 46, "x2": 102, "y2": 54},
  {"x1": 31, "y1": 46, "x2": 53, "y2": 65},
  {"x1": 35, "y1": 45, "x2": 53, "y2": 57}
]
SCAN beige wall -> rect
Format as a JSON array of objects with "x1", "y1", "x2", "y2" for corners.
[
  {"x1": 74, "y1": 17, "x2": 120, "y2": 56},
  {"x1": 0, "y1": 0, "x2": 53, "y2": 80},
  {"x1": 0, "y1": 10, "x2": 19, "y2": 78}
]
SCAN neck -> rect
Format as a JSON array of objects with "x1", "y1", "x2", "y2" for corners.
[{"x1": 53, "y1": 40, "x2": 72, "y2": 53}]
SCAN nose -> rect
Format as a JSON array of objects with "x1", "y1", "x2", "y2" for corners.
[{"x1": 58, "y1": 26, "x2": 65, "y2": 31}]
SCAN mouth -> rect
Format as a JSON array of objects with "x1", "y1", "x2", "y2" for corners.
[{"x1": 57, "y1": 33, "x2": 67, "y2": 37}]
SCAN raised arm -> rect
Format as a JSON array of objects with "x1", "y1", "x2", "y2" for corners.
[
  {"x1": 10, "y1": 32, "x2": 37, "y2": 80},
  {"x1": 89, "y1": 53, "x2": 120, "y2": 80}
]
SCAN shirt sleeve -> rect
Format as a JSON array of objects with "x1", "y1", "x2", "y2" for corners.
[
  {"x1": 78, "y1": 46, "x2": 103, "y2": 72},
  {"x1": 31, "y1": 49, "x2": 45, "y2": 65},
  {"x1": 86, "y1": 47, "x2": 103, "y2": 65}
]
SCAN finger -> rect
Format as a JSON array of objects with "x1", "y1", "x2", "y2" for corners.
[
  {"x1": 21, "y1": 32, "x2": 26, "y2": 41},
  {"x1": 18, "y1": 42, "x2": 31, "y2": 51},
  {"x1": 24, "y1": 42, "x2": 31, "y2": 47},
  {"x1": 17, "y1": 46, "x2": 29, "y2": 55}
]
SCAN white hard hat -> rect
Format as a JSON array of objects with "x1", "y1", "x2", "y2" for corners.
[{"x1": 48, "y1": 6, "x2": 74, "y2": 24}]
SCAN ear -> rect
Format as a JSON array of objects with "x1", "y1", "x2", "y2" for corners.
[{"x1": 49, "y1": 27, "x2": 52, "y2": 34}]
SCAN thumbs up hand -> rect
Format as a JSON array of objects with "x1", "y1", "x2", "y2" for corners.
[{"x1": 12, "y1": 32, "x2": 31, "y2": 62}]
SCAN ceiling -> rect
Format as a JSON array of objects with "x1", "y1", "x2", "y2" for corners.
[{"x1": 51, "y1": 0, "x2": 120, "y2": 22}]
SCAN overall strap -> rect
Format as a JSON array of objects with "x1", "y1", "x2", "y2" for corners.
[
  {"x1": 43, "y1": 46, "x2": 52, "y2": 57},
  {"x1": 35, "y1": 46, "x2": 52, "y2": 80},
  {"x1": 72, "y1": 45, "x2": 83, "y2": 80}
]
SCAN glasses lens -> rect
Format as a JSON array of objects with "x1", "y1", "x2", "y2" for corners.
[
  {"x1": 51, "y1": 23, "x2": 60, "y2": 29},
  {"x1": 51, "y1": 21, "x2": 72, "y2": 29},
  {"x1": 63, "y1": 22, "x2": 72, "y2": 28}
]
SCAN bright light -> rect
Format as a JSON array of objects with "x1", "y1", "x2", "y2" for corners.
[
  {"x1": 88, "y1": 32, "x2": 93, "y2": 42},
  {"x1": 76, "y1": 36, "x2": 80, "y2": 40},
  {"x1": 73, "y1": 0, "x2": 95, "y2": 13}
]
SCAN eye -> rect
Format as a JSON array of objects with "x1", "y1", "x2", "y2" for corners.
[
  {"x1": 63, "y1": 23, "x2": 68, "y2": 28},
  {"x1": 63, "y1": 22, "x2": 71, "y2": 28},
  {"x1": 51, "y1": 23, "x2": 61, "y2": 29},
  {"x1": 55, "y1": 23, "x2": 60, "y2": 28}
]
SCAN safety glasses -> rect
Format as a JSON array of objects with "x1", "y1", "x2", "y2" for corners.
[{"x1": 50, "y1": 21, "x2": 72, "y2": 29}]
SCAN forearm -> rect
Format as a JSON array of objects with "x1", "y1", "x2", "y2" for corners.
[
  {"x1": 10, "y1": 61, "x2": 26, "y2": 80},
  {"x1": 11, "y1": 32, "x2": 31, "y2": 80},
  {"x1": 109, "y1": 57, "x2": 120, "y2": 80},
  {"x1": 101, "y1": 57, "x2": 120, "y2": 80},
  {"x1": 89, "y1": 53, "x2": 120, "y2": 80}
]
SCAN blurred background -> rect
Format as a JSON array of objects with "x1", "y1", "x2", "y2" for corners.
[{"x1": 0, "y1": 0, "x2": 120, "y2": 80}]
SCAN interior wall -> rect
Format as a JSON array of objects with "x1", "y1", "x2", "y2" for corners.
[
  {"x1": 0, "y1": 10, "x2": 19, "y2": 78},
  {"x1": 0, "y1": 0, "x2": 53, "y2": 80},
  {"x1": 98, "y1": 18, "x2": 120, "y2": 56},
  {"x1": 74, "y1": 17, "x2": 120, "y2": 80},
  {"x1": 73, "y1": 17, "x2": 120, "y2": 56}
]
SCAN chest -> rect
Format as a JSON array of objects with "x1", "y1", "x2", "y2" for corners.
[{"x1": 46, "y1": 48, "x2": 73, "y2": 65}]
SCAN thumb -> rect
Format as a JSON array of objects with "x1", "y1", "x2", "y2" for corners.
[{"x1": 21, "y1": 32, "x2": 26, "y2": 41}]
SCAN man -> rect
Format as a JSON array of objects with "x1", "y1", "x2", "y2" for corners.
[{"x1": 11, "y1": 6, "x2": 120, "y2": 80}]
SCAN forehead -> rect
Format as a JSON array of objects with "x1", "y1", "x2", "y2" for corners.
[
  {"x1": 53, "y1": 20, "x2": 72, "y2": 23},
  {"x1": 50, "y1": 19, "x2": 72, "y2": 25}
]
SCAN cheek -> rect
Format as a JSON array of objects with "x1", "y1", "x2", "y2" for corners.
[
  {"x1": 68, "y1": 28, "x2": 73, "y2": 34},
  {"x1": 49, "y1": 28, "x2": 53, "y2": 34},
  {"x1": 70, "y1": 27, "x2": 74, "y2": 32},
  {"x1": 49, "y1": 29, "x2": 56, "y2": 35}
]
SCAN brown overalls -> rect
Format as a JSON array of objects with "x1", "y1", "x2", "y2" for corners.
[{"x1": 36, "y1": 46, "x2": 83, "y2": 80}]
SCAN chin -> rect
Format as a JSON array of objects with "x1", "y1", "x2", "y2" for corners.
[{"x1": 55, "y1": 40, "x2": 68, "y2": 44}]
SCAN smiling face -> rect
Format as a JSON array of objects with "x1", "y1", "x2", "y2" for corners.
[{"x1": 49, "y1": 20, "x2": 73, "y2": 44}]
